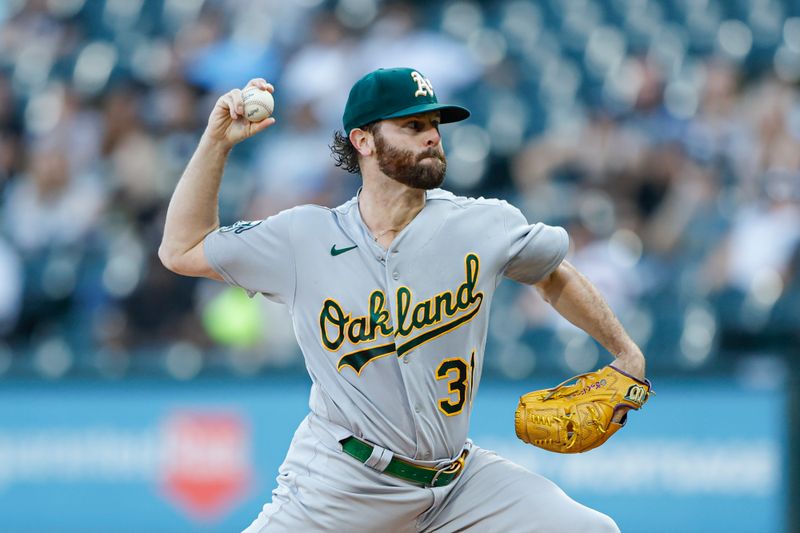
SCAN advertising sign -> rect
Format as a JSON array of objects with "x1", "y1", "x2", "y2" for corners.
[{"x1": 0, "y1": 378, "x2": 786, "y2": 532}]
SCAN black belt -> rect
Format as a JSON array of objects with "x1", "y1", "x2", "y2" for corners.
[{"x1": 340, "y1": 436, "x2": 467, "y2": 488}]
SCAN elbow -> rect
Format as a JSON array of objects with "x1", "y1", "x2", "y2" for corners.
[
  {"x1": 533, "y1": 268, "x2": 555, "y2": 290},
  {"x1": 534, "y1": 264, "x2": 569, "y2": 304},
  {"x1": 535, "y1": 279, "x2": 555, "y2": 305},
  {"x1": 158, "y1": 236, "x2": 217, "y2": 280},
  {"x1": 158, "y1": 243, "x2": 182, "y2": 274},
  {"x1": 158, "y1": 240, "x2": 214, "y2": 279}
]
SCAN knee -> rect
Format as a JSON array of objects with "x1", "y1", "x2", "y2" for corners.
[
  {"x1": 547, "y1": 504, "x2": 619, "y2": 533},
  {"x1": 585, "y1": 511, "x2": 620, "y2": 533}
]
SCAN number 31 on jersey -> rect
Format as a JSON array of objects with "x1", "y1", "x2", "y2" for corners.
[{"x1": 435, "y1": 350, "x2": 476, "y2": 416}]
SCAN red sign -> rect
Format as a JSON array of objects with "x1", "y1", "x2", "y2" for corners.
[{"x1": 160, "y1": 412, "x2": 252, "y2": 521}]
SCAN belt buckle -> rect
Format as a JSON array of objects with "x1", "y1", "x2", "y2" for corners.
[{"x1": 428, "y1": 451, "x2": 467, "y2": 487}]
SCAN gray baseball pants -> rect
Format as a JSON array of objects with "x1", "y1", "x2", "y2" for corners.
[{"x1": 242, "y1": 414, "x2": 619, "y2": 533}]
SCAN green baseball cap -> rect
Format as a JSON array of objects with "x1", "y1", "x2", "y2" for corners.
[{"x1": 342, "y1": 67, "x2": 471, "y2": 134}]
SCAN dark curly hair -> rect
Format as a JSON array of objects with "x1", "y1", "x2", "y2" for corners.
[{"x1": 329, "y1": 122, "x2": 379, "y2": 174}]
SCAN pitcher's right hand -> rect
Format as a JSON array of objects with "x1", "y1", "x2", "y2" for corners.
[{"x1": 205, "y1": 78, "x2": 276, "y2": 148}]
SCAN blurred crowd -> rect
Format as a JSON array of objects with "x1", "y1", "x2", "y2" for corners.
[{"x1": 0, "y1": 0, "x2": 799, "y2": 380}]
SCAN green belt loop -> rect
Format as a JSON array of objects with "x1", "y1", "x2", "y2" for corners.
[{"x1": 340, "y1": 436, "x2": 466, "y2": 488}]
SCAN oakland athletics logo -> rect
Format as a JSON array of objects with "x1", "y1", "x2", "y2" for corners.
[
  {"x1": 219, "y1": 220, "x2": 262, "y2": 234},
  {"x1": 411, "y1": 71, "x2": 435, "y2": 97},
  {"x1": 319, "y1": 254, "x2": 483, "y2": 374}
]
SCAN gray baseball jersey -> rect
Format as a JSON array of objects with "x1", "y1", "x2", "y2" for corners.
[{"x1": 204, "y1": 188, "x2": 568, "y2": 462}]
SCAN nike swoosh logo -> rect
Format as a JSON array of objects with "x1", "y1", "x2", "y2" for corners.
[{"x1": 330, "y1": 244, "x2": 358, "y2": 256}]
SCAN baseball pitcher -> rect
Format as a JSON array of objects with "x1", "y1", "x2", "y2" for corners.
[{"x1": 160, "y1": 67, "x2": 649, "y2": 532}]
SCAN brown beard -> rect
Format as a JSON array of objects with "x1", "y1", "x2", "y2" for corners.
[{"x1": 373, "y1": 129, "x2": 447, "y2": 190}]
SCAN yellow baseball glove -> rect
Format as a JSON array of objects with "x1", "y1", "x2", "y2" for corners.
[{"x1": 515, "y1": 365, "x2": 651, "y2": 454}]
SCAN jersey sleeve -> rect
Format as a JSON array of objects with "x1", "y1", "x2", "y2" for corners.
[
  {"x1": 501, "y1": 202, "x2": 570, "y2": 284},
  {"x1": 203, "y1": 208, "x2": 297, "y2": 305}
]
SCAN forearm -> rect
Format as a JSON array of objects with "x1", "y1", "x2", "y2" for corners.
[
  {"x1": 160, "y1": 133, "x2": 230, "y2": 260},
  {"x1": 535, "y1": 261, "x2": 645, "y2": 376}
]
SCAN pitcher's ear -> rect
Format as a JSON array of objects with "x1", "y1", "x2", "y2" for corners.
[{"x1": 350, "y1": 123, "x2": 379, "y2": 156}]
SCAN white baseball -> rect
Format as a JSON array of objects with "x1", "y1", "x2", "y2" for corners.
[{"x1": 242, "y1": 86, "x2": 274, "y2": 122}]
